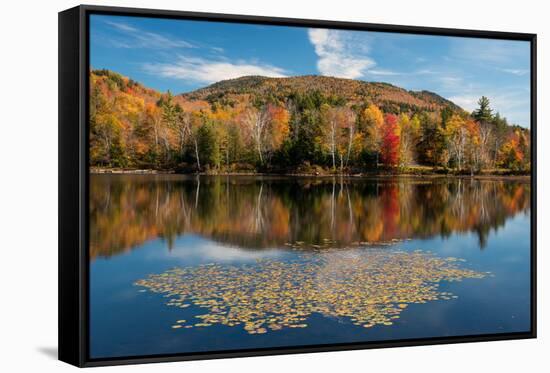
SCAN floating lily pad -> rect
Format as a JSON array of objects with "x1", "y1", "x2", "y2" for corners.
[{"x1": 135, "y1": 248, "x2": 486, "y2": 334}]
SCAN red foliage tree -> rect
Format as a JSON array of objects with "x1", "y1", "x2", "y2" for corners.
[{"x1": 381, "y1": 114, "x2": 400, "y2": 167}]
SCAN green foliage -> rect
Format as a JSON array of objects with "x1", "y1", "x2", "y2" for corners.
[
  {"x1": 416, "y1": 113, "x2": 446, "y2": 166},
  {"x1": 197, "y1": 121, "x2": 221, "y2": 169},
  {"x1": 440, "y1": 106, "x2": 454, "y2": 128},
  {"x1": 472, "y1": 96, "x2": 493, "y2": 123}
]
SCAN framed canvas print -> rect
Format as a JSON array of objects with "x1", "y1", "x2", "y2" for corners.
[{"x1": 58, "y1": 4, "x2": 537, "y2": 367}]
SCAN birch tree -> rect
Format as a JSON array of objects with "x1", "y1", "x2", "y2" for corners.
[
  {"x1": 244, "y1": 106, "x2": 270, "y2": 164},
  {"x1": 445, "y1": 115, "x2": 469, "y2": 171}
]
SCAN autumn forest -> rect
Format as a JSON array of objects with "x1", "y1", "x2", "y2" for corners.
[{"x1": 90, "y1": 69, "x2": 531, "y2": 175}]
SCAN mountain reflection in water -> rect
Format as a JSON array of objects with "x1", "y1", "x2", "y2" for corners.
[{"x1": 90, "y1": 175, "x2": 530, "y2": 259}]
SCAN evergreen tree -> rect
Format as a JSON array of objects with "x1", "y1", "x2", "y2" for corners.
[
  {"x1": 472, "y1": 96, "x2": 493, "y2": 123},
  {"x1": 197, "y1": 121, "x2": 221, "y2": 169}
]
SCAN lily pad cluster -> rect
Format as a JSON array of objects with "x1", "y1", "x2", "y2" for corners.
[{"x1": 135, "y1": 248, "x2": 487, "y2": 334}]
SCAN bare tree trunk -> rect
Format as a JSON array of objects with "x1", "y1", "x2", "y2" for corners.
[
  {"x1": 102, "y1": 133, "x2": 112, "y2": 166},
  {"x1": 257, "y1": 141, "x2": 263, "y2": 164},
  {"x1": 246, "y1": 108, "x2": 268, "y2": 165},
  {"x1": 153, "y1": 118, "x2": 160, "y2": 156},
  {"x1": 493, "y1": 138, "x2": 500, "y2": 168},
  {"x1": 178, "y1": 127, "x2": 186, "y2": 157},
  {"x1": 331, "y1": 144, "x2": 336, "y2": 171},
  {"x1": 193, "y1": 138, "x2": 201, "y2": 171},
  {"x1": 346, "y1": 124, "x2": 354, "y2": 167}
]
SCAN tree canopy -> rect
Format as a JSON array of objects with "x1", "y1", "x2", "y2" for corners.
[{"x1": 90, "y1": 69, "x2": 531, "y2": 174}]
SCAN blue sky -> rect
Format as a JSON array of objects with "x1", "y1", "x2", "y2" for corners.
[{"x1": 90, "y1": 15, "x2": 531, "y2": 127}]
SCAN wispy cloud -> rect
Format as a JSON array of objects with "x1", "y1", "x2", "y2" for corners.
[
  {"x1": 496, "y1": 68, "x2": 529, "y2": 76},
  {"x1": 105, "y1": 21, "x2": 138, "y2": 33},
  {"x1": 210, "y1": 46, "x2": 225, "y2": 54},
  {"x1": 449, "y1": 38, "x2": 530, "y2": 66},
  {"x1": 144, "y1": 55, "x2": 288, "y2": 84},
  {"x1": 368, "y1": 69, "x2": 402, "y2": 76},
  {"x1": 308, "y1": 28, "x2": 375, "y2": 79},
  {"x1": 368, "y1": 68, "x2": 439, "y2": 78},
  {"x1": 102, "y1": 20, "x2": 288, "y2": 84},
  {"x1": 437, "y1": 75, "x2": 474, "y2": 91},
  {"x1": 103, "y1": 20, "x2": 195, "y2": 49}
]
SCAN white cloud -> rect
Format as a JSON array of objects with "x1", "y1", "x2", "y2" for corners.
[
  {"x1": 156, "y1": 235, "x2": 284, "y2": 262},
  {"x1": 446, "y1": 94, "x2": 479, "y2": 111},
  {"x1": 144, "y1": 55, "x2": 288, "y2": 84},
  {"x1": 104, "y1": 20, "x2": 195, "y2": 49},
  {"x1": 308, "y1": 28, "x2": 375, "y2": 79},
  {"x1": 178, "y1": 242, "x2": 282, "y2": 262}
]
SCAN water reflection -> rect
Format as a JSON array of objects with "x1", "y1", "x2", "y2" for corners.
[
  {"x1": 90, "y1": 175, "x2": 530, "y2": 259},
  {"x1": 89, "y1": 175, "x2": 531, "y2": 358}
]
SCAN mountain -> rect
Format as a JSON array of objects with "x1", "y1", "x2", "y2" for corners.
[
  {"x1": 182, "y1": 75, "x2": 463, "y2": 114},
  {"x1": 91, "y1": 69, "x2": 462, "y2": 116}
]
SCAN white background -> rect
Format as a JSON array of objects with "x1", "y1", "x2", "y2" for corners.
[{"x1": 0, "y1": 0, "x2": 547, "y2": 371}]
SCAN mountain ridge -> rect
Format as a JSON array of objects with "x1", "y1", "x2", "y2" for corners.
[
  {"x1": 92, "y1": 68, "x2": 463, "y2": 115},
  {"x1": 181, "y1": 74, "x2": 463, "y2": 114}
]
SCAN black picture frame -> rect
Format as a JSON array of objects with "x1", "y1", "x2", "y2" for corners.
[{"x1": 59, "y1": 4, "x2": 537, "y2": 367}]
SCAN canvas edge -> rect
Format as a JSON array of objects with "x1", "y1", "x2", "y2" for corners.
[{"x1": 59, "y1": 5, "x2": 86, "y2": 368}]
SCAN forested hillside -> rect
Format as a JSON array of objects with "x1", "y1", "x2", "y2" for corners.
[{"x1": 90, "y1": 69, "x2": 530, "y2": 174}]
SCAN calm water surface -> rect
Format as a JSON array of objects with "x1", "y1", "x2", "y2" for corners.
[{"x1": 89, "y1": 175, "x2": 531, "y2": 358}]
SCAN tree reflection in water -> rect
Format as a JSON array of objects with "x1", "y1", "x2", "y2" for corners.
[{"x1": 90, "y1": 175, "x2": 530, "y2": 259}]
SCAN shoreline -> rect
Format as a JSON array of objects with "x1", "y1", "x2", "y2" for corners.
[{"x1": 90, "y1": 168, "x2": 530, "y2": 180}]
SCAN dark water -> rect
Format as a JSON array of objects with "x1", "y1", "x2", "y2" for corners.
[{"x1": 89, "y1": 175, "x2": 531, "y2": 359}]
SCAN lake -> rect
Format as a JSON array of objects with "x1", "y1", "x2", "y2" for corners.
[{"x1": 89, "y1": 174, "x2": 531, "y2": 359}]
